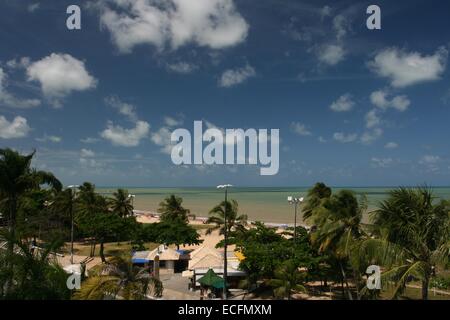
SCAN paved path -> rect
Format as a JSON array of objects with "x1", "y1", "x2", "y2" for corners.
[{"x1": 160, "y1": 273, "x2": 200, "y2": 300}]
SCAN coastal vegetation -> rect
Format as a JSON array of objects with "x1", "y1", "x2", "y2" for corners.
[{"x1": 0, "y1": 148, "x2": 449, "y2": 300}]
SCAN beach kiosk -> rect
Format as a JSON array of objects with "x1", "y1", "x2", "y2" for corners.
[{"x1": 132, "y1": 245, "x2": 190, "y2": 274}]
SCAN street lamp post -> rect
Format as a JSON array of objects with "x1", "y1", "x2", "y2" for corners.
[
  {"x1": 67, "y1": 185, "x2": 79, "y2": 264},
  {"x1": 128, "y1": 194, "x2": 136, "y2": 216},
  {"x1": 217, "y1": 184, "x2": 232, "y2": 300},
  {"x1": 287, "y1": 196, "x2": 304, "y2": 244}
]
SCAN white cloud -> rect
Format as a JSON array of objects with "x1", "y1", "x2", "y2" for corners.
[
  {"x1": 370, "y1": 90, "x2": 410, "y2": 111},
  {"x1": 360, "y1": 128, "x2": 383, "y2": 145},
  {"x1": 320, "y1": 6, "x2": 332, "y2": 20},
  {"x1": 333, "y1": 132, "x2": 358, "y2": 143},
  {"x1": 218, "y1": 64, "x2": 255, "y2": 87},
  {"x1": 166, "y1": 62, "x2": 197, "y2": 74},
  {"x1": 318, "y1": 136, "x2": 327, "y2": 143},
  {"x1": 36, "y1": 134, "x2": 62, "y2": 143},
  {"x1": 385, "y1": 142, "x2": 398, "y2": 149},
  {"x1": 290, "y1": 122, "x2": 312, "y2": 136},
  {"x1": 80, "y1": 148, "x2": 95, "y2": 158},
  {"x1": 371, "y1": 157, "x2": 393, "y2": 168},
  {"x1": 80, "y1": 137, "x2": 100, "y2": 144},
  {"x1": 369, "y1": 47, "x2": 447, "y2": 87},
  {"x1": 105, "y1": 96, "x2": 137, "y2": 121},
  {"x1": 151, "y1": 126, "x2": 173, "y2": 154},
  {"x1": 101, "y1": 120, "x2": 150, "y2": 147},
  {"x1": 28, "y1": 3, "x2": 40, "y2": 13},
  {"x1": 164, "y1": 116, "x2": 183, "y2": 127},
  {"x1": 365, "y1": 109, "x2": 381, "y2": 129},
  {"x1": 330, "y1": 93, "x2": 354, "y2": 112},
  {"x1": 0, "y1": 115, "x2": 30, "y2": 139},
  {"x1": 333, "y1": 14, "x2": 350, "y2": 41},
  {"x1": 97, "y1": 0, "x2": 248, "y2": 53},
  {"x1": 317, "y1": 44, "x2": 345, "y2": 65},
  {"x1": 0, "y1": 68, "x2": 41, "y2": 109},
  {"x1": 420, "y1": 155, "x2": 441, "y2": 164},
  {"x1": 26, "y1": 53, "x2": 97, "y2": 106},
  {"x1": 6, "y1": 57, "x2": 31, "y2": 69},
  {"x1": 419, "y1": 155, "x2": 441, "y2": 172}
]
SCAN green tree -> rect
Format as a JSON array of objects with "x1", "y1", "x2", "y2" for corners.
[
  {"x1": 0, "y1": 234, "x2": 70, "y2": 300},
  {"x1": 73, "y1": 256, "x2": 163, "y2": 300},
  {"x1": 0, "y1": 148, "x2": 62, "y2": 294},
  {"x1": 302, "y1": 182, "x2": 332, "y2": 221},
  {"x1": 109, "y1": 189, "x2": 134, "y2": 217},
  {"x1": 372, "y1": 187, "x2": 450, "y2": 300},
  {"x1": 157, "y1": 195, "x2": 191, "y2": 223},
  {"x1": 268, "y1": 260, "x2": 307, "y2": 300},
  {"x1": 154, "y1": 219, "x2": 202, "y2": 250},
  {"x1": 207, "y1": 199, "x2": 248, "y2": 236},
  {"x1": 308, "y1": 189, "x2": 367, "y2": 299}
]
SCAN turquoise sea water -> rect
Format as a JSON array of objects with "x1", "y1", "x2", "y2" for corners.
[{"x1": 97, "y1": 187, "x2": 450, "y2": 224}]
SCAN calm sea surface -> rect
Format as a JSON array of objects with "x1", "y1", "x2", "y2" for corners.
[{"x1": 97, "y1": 187, "x2": 450, "y2": 224}]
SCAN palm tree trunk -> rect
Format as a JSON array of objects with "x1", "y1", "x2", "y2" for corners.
[
  {"x1": 339, "y1": 261, "x2": 353, "y2": 300},
  {"x1": 5, "y1": 195, "x2": 17, "y2": 295},
  {"x1": 422, "y1": 275, "x2": 430, "y2": 300},
  {"x1": 100, "y1": 240, "x2": 106, "y2": 263}
]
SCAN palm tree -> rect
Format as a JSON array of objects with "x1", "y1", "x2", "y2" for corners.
[
  {"x1": 109, "y1": 189, "x2": 134, "y2": 218},
  {"x1": 75, "y1": 182, "x2": 110, "y2": 258},
  {"x1": 0, "y1": 149, "x2": 62, "y2": 237},
  {"x1": 309, "y1": 190, "x2": 367, "y2": 299},
  {"x1": 206, "y1": 199, "x2": 248, "y2": 236},
  {"x1": 0, "y1": 148, "x2": 61, "y2": 294},
  {"x1": 302, "y1": 182, "x2": 332, "y2": 222},
  {"x1": 371, "y1": 187, "x2": 450, "y2": 300},
  {"x1": 268, "y1": 260, "x2": 307, "y2": 300},
  {"x1": 73, "y1": 256, "x2": 163, "y2": 300},
  {"x1": 0, "y1": 233, "x2": 70, "y2": 299},
  {"x1": 157, "y1": 195, "x2": 191, "y2": 223}
]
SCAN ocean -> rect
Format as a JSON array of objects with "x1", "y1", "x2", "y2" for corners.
[{"x1": 97, "y1": 187, "x2": 450, "y2": 224}]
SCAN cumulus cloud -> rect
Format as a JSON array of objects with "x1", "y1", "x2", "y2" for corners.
[
  {"x1": 218, "y1": 64, "x2": 255, "y2": 87},
  {"x1": 333, "y1": 14, "x2": 351, "y2": 41},
  {"x1": 370, "y1": 90, "x2": 410, "y2": 111},
  {"x1": 105, "y1": 96, "x2": 137, "y2": 121},
  {"x1": 317, "y1": 44, "x2": 345, "y2": 66},
  {"x1": 360, "y1": 128, "x2": 383, "y2": 145},
  {"x1": 101, "y1": 120, "x2": 150, "y2": 147},
  {"x1": 151, "y1": 126, "x2": 173, "y2": 154},
  {"x1": 6, "y1": 57, "x2": 31, "y2": 69},
  {"x1": 369, "y1": 47, "x2": 447, "y2": 87},
  {"x1": 26, "y1": 53, "x2": 97, "y2": 106},
  {"x1": 365, "y1": 109, "x2": 381, "y2": 129},
  {"x1": 0, "y1": 68, "x2": 41, "y2": 109},
  {"x1": 385, "y1": 142, "x2": 398, "y2": 149},
  {"x1": 333, "y1": 132, "x2": 358, "y2": 143},
  {"x1": 28, "y1": 3, "x2": 40, "y2": 13},
  {"x1": 151, "y1": 115, "x2": 185, "y2": 153},
  {"x1": 80, "y1": 137, "x2": 100, "y2": 144},
  {"x1": 371, "y1": 157, "x2": 393, "y2": 168},
  {"x1": 164, "y1": 116, "x2": 183, "y2": 127},
  {"x1": 80, "y1": 148, "x2": 95, "y2": 158},
  {"x1": 419, "y1": 154, "x2": 442, "y2": 172},
  {"x1": 290, "y1": 122, "x2": 312, "y2": 136},
  {"x1": 330, "y1": 93, "x2": 354, "y2": 112},
  {"x1": 0, "y1": 115, "x2": 30, "y2": 139},
  {"x1": 36, "y1": 134, "x2": 62, "y2": 143},
  {"x1": 96, "y1": 0, "x2": 248, "y2": 53},
  {"x1": 166, "y1": 62, "x2": 197, "y2": 74}
]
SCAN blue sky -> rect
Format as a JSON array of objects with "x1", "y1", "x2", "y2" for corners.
[{"x1": 1, "y1": 0, "x2": 450, "y2": 187}]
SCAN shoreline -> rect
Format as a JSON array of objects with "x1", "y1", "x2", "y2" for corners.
[{"x1": 133, "y1": 209, "x2": 310, "y2": 229}]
